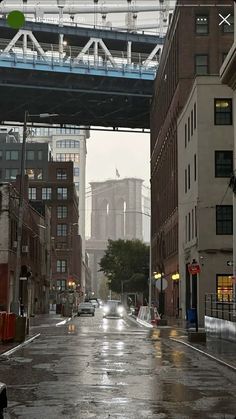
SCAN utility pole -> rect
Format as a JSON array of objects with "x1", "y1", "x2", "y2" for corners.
[{"x1": 11, "y1": 110, "x2": 28, "y2": 315}]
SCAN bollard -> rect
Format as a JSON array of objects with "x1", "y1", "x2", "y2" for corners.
[{"x1": 0, "y1": 382, "x2": 7, "y2": 419}]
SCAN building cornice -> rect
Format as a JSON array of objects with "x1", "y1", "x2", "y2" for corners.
[{"x1": 220, "y1": 42, "x2": 236, "y2": 90}]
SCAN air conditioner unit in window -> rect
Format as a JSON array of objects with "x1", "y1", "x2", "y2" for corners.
[{"x1": 22, "y1": 245, "x2": 29, "y2": 253}]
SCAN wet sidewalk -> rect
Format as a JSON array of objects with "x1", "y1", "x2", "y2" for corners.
[
  {"x1": 166, "y1": 317, "x2": 236, "y2": 370},
  {"x1": 0, "y1": 311, "x2": 71, "y2": 356}
]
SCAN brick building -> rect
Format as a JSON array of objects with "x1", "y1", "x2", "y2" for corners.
[
  {"x1": 150, "y1": 0, "x2": 234, "y2": 316},
  {"x1": 0, "y1": 181, "x2": 50, "y2": 314},
  {"x1": 30, "y1": 161, "x2": 82, "y2": 302}
]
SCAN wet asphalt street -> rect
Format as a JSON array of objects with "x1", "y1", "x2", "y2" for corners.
[{"x1": 0, "y1": 309, "x2": 236, "y2": 419}]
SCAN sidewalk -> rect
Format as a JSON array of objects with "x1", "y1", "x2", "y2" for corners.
[
  {"x1": 0, "y1": 311, "x2": 71, "y2": 356},
  {"x1": 166, "y1": 317, "x2": 236, "y2": 370}
]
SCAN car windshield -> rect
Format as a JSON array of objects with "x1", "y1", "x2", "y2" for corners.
[{"x1": 80, "y1": 302, "x2": 92, "y2": 307}]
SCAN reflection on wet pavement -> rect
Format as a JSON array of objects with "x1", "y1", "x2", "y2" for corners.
[{"x1": 0, "y1": 310, "x2": 235, "y2": 419}]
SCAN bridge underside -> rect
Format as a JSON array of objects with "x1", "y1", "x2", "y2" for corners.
[{"x1": 0, "y1": 67, "x2": 152, "y2": 129}]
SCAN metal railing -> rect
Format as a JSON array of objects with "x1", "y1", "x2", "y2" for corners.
[
  {"x1": 0, "y1": 37, "x2": 158, "y2": 76},
  {"x1": 205, "y1": 293, "x2": 235, "y2": 322}
]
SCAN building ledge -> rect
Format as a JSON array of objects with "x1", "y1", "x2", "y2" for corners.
[{"x1": 220, "y1": 42, "x2": 236, "y2": 90}]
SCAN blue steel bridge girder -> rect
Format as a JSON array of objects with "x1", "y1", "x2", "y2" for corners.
[{"x1": 0, "y1": 22, "x2": 161, "y2": 129}]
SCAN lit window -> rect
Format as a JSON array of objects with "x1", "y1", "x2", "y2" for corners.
[
  {"x1": 216, "y1": 275, "x2": 233, "y2": 301},
  {"x1": 214, "y1": 99, "x2": 232, "y2": 125},
  {"x1": 195, "y1": 15, "x2": 209, "y2": 34},
  {"x1": 25, "y1": 169, "x2": 35, "y2": 179}
]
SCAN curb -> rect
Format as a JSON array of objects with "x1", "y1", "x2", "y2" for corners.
[
  {"x1": 170, "y1": 337, "x2": 236, "y2": 372},
  {"x1": 0, "y1": 333, "x2": 41, "y2": 357}
]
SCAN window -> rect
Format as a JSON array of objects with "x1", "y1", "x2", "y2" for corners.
[
  {"x1": 187, "y1": 117, "x2": 190, "y2": 142},
  {"x1": 36, "y1": 169, "x2": 43, "y2": 180},
  {"x1": 25, "y1": 169, "x2": 35, "y2": 179},
  {"x1": 195, "y1": 55, "x2": 208, "y2": 75},
  {"x1": 74, "y1": 182, "x2": 80, "y2": 190},
  {"x1": 194, "y1": 103, "x2": 197, "y2": 129},
  {"x1": 194, "y1": 154, "x2": 197, "y2": 181},
  {"x1": 188, "y1": 164, "x2": 190, "y2": 190},
  {"x1": 57, "y1": 187, "x2": 68, "y2": 200},
  {"x1": 6, "y1": 150, "x2": 19, "y2": 160},
  {"x1": 56, "y1": 140, "x2": 80, "y2": 148},
  {"x1": 57, "y1": 169, "x2": 67, "y2": 180},
  {"x1": 216, "y1": 275, "x2": 233, "y2": 302},
  {"x1": 26, "y1": 150, "x2": 34, "y2": 160},
  {"x1": 185, "y1": 169, "x2": 187, "y2": 193},
  {"x1": 216, "y1": 205, "x2": 233, "y2": 235},
  {"x1": 57, "y1": 206, "x2": 68, "y2": 219},
  {"x1": 56, "y1": 153, "x2": 80, "y2": 163},
  {"x1": 185, "y1": 215, "x2": 187, "y2": 243},
  {"x1": 191, "y1": 110, "x2": 193, "y2": 136},
  {"x1": 188, "y1": 212, "x2": 191, "y2": 242},
  {"x1": 0, "y1": 169, "x2": 2, "y2": 179},
  {"x1": 5, "y1": 168, "x2": 18, "y2": 179},
  {"x1": 28, "y1": 187, "x2": 37, "y2": 200},
  {"x1": 56, "y1": 280, "x2": 66, "y2": 291},
  {"x1": 195, "y1": 15, "x2": 209, "y2": 34},
  {"x1": 214, "y1": 99, "x2": 232, "y2": 125},
  {"x1": 0, "y1": 151, "x2": 2, "y2": 160},
  {"x1": 195, "y1": 206, "x2": 197, "y2": 237},
  {"x1": 38, "y1": 150, "x2": 43, "y2": 160},
  {"x1": 184, "y1": 124, "x2": 187, "y2": 148},
  {"x1": 42, "y1": 187, "x2": 52, "y2": 200},
  {"x1": 191, "y1": 209, "x2": 194, "y2": 239},
  {"x1": 74, "y1": 167, "x2": 80, "y2": 176},
  {"x1": 215, "y1": 151, "x2": 233, "y2": 177},
  {"x1": 57, "y1": 224, "x2": 67, "y2": 236},
  {"x1": 222, "y1": 14, "x2": 234, "y2": 33},
  {"x1": 56, "y1": 259, "x2": 67, "y2": 273}
]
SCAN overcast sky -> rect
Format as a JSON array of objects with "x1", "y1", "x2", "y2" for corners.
[{"x1": 86, "y1": 130, "x2": 150, "y2": 187}]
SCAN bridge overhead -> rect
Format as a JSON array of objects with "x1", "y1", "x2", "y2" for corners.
[{"x1": 0, "y1": 19, "x2": 161, "y2": 129}]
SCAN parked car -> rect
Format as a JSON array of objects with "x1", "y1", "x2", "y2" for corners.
[
  {"x1": 78, "y1": 302, "x2": 95, "y2": 316},
  {"x1": 103, "y1": 300, "x2": 125, "y2": 318}
]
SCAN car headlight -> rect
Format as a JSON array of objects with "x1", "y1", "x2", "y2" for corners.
[
  {"x1": 117, "y1": 306, "x2": 123, "y2": 314},
  {"x1": 103, "y1": 306, "x2": 109, "y2": 313}
]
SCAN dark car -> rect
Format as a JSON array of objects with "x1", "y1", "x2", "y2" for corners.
[{"x1": 103, "y1": 300, "x2": 125, "y2": 318}]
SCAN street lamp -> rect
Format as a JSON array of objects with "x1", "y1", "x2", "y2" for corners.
[{"x1": 11, "y1": 111, "x2": 58, "y2": 315}]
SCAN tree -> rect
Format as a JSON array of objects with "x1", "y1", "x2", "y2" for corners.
[{"x1": 99, "y1": 239, "x2": 149, "y2": 294}]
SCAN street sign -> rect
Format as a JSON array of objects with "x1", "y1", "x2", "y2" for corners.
[
  {"x1": 155, "y1": 278, "x2": 168, "y2": 290},
  {"x1": 227, "y1": 261, "x2": 233, "y2": 266},
  {"x1": 188, "y1": 263, "x2": 200, "y2": 275}
]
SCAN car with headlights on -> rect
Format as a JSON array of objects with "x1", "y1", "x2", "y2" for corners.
[
  {"x1": 103, "y1": 300, "x2": 125, "y2": 318},
  {"x1": 78, "y1": 302, "x2": 95, "y2": 316}
]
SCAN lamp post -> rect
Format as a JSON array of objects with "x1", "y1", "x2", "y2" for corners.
[{"x1": 11, "y1": 111, "x2": 58, "y2": 315}]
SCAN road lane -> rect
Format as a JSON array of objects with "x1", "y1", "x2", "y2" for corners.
[{"x1": 0, "y1": 309, "x2": 235, "y2": 418}]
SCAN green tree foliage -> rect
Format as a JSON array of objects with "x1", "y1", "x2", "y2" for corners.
[{"x1": 99, "y1": 239, "x2": 149, "y2": 294}]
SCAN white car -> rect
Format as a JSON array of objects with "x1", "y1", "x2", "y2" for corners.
[
  {"x1": 103, "y1": 300, "x2": 125, "y2": 318},
  {"x1": 78, "y1": 302, "x2": 95, "y2": 316}
]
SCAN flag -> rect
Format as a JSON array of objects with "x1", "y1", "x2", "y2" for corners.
[{"x1": 116, "y1": 168, "x2": 120, "y2": 178}]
